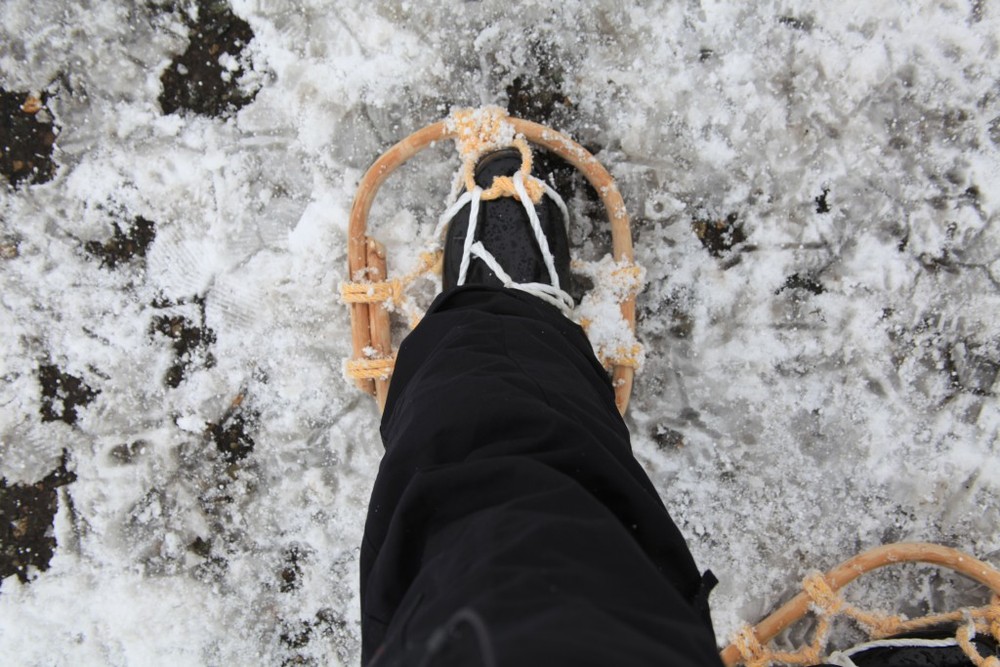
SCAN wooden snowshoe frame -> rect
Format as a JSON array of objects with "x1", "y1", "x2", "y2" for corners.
[
  {"x1": 345, "y1": 115, "x2": 638, "y2": 413},
  {"x1": 721, "y1": 542, "x2": 1000, "y2": 667}
]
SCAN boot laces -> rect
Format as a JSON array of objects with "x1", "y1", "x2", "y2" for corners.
[{"x1": 436, "y1": 171, "x2": 575, "y2": 315}]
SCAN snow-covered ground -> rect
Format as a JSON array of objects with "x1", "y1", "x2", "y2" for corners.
[{"x1": 2, "y1": 0, "x2": 999, "y2": 664}]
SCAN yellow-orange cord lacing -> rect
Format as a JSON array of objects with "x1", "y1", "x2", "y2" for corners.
[
  {"x1": 340, "y1": 250, "x2": 442, "y2": 328},
  {"x1": 343, "y1": 356, "x2": 396, "y2": 381},
  {"x1": 732, "y1": 576, "x2": 1000, "y2": 667},
  {"x1": 449, "y1": 107, "x2": 545, "y2": 204}
]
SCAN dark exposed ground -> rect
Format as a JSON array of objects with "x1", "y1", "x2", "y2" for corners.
[
  {"x1": 692, "y1": 211, "x2": 746, "y2": 258},
  {"x1": 159, "y1": 0, "x2": 258, "y2": 117},
  {"x1": 150, "y1": 294, "x2": 218, "y2": 389},
  {"x1": 0, "y1": 89, "x2": 58, "y2": 188},
  {"x1": 86, "y1": 216, "x2": 157, "y2": 269},
  {"x1": 38, "y1": 365, "x2": 100, "y2": 426},
  {"x1": 0, "y1": 453, "x2": 75, "y2": 586}
]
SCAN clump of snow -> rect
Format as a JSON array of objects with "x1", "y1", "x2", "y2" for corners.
[
  {"x1": 574, "y1": 255, "x2": 646, "y2": 371},
  {"x1": 2, "y1": 0, "x2": 999, "y2": 664},
  {"x1": 446, "y1": 105, "x2": 518, "y2": 160}
]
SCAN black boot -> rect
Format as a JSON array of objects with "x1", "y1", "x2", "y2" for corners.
[{"x1": 442, "y1": 149, "x2": 572, "y2": 304}]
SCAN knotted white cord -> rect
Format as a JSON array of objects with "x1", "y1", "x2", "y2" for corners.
[
  {"x1": 543, "y1": 182, "x2": 570, "y2": 234},
  {"x1": 438, "y1": 172, "x2": 575, "y2": 316},
  {"x1": 512, "y1": 171, "x2": 563, "y2": 291},
  {"x1": 468, "y1": 241, "x2": 575, "y2": 313},
  {"x1": 456, "y1": 187, "x2": 483, "y2": 286},
  {"x1": 434, "y1": 189, "x2": 477, "y2": 241}
]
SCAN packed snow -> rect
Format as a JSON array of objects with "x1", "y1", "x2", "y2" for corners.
[{"x1": 1, "y1": 0, "x2": 999, "y2": 664}]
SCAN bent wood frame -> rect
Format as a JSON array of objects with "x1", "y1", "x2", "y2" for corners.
[
  {"x1": 347, "y1": 117, "x2": 637, "y2": 414},
  {"x1": 719, "y1": 542, "x2": 1000, "y2": 666}
]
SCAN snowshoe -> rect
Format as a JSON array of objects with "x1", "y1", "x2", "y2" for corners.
[{"x1": 340, "y1": 107, "x2": 640, "y2": 413}]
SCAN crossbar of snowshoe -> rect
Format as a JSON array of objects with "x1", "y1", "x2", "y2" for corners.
[
  {"x1": 719, "y1": 542, "x2": 1000, "y2": 666},
  {"x1": 347, "y1": 116, "x2": 637, "y2": 414}
]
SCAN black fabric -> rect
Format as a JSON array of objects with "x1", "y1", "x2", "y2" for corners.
[{"x1": 361, "y1": 286, "x2": 723, "y2": 666}]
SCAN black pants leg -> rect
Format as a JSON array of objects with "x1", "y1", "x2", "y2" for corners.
[{"x1": 360, "y1": 287, "x2": 722, "y2": 667}]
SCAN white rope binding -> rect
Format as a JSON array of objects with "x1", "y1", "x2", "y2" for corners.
[
  {"x1": 437, "y1": 171, "x2": 575, "y2": 315},
  {"x1": 825, "y1": 636, "x2": 963, "y2": 667}
]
